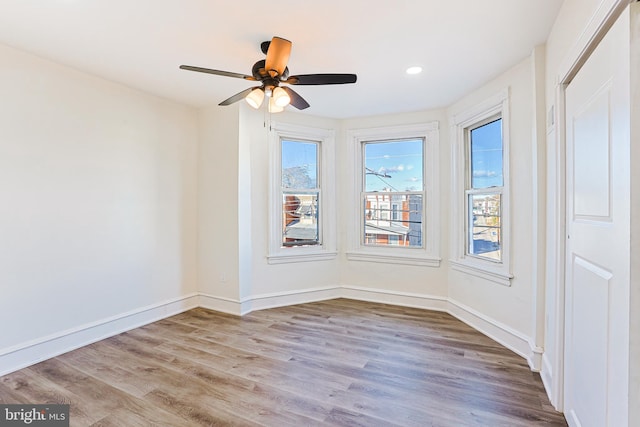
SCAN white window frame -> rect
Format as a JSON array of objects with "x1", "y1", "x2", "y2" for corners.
[
  {"x1": 346, "y1": 122, "x2": 440, "y2": 267},
  {"x1": 450, "y1": 88, "x2": 513, "y2": 285},
  {"x1": 267, "y1": 122, "x2": 337, "y2": 264}
]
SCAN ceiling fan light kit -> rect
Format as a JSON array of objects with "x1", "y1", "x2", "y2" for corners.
[
  {"x1": 268, "y1": 97, "x2": 284, "y2": 113},
  {"x1": 245, "y1": 87, "x2": 265, "y2": 109},
  {"x1": 272, "y1": 87, "x2": 291, "y2": 108},
  {"x1": 180, "y1": 36, "x2": 357, "y2": 113}
]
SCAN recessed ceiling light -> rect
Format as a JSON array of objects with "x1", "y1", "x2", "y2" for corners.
[{"x1": 406, "y1": 66, "x2": 423, "y2": 75}]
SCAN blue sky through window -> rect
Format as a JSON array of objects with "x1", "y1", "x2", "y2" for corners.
[
  {"x1": 364, "y1": 139, "x2": 423, "y2": 192},
  {"x1": 281, "y1": 140, "x2": 318, "y2": 188},
  {"x1": 470, "y1": 119, "x2": 503, "y2": 188}
]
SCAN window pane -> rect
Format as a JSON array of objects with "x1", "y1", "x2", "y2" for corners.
[
  {"x1": 364, "y1": 139, "x2": 423, "y2": 192},
  {"x1": 470, "y1": 119, "x2": 503, "y2": 188},
  {"x1": 282, "y1": 192, "x2": 319, "y2": 246},
  {"x1": 468, "y1": 193, "x2": 501, "y2": 261},
  {"x1": 282, "y1": 140, "x2": 318, "y2": 189},
  {"x1": 364, "y1": 194, "x2": 422, "y2": 247}
]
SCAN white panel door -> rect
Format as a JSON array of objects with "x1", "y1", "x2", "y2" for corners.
[{"x1": 564, "y1": 8, "x2": 630, "y2": 427}]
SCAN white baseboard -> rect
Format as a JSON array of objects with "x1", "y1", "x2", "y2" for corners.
[
  {"x1": 239, "y1": 286, "x2": 341, "y2": 315},
  {"x1": 1, "y1": 287, "x2": 543, "y2": 379},
  {"x1": 566, "y1": 410, "x2": 580, "y2": 427},
  {"x1": 0, "y1": 293, "x2": 199, "y2": 377},
  {"x1": 541, "y1": 353, "x2": 563, "y2": 411},
  {"x1": 198, "y1": 287, "x2": 342, "y2": 316},
  {"x1": 541, "y1": 353, "x2": 554, "y2": 398},
  {"x1": 447, "y1": 298, "x2": 542, "y2": 371},
  {"x1": 198, "y1": 293, "x2": 243, "y2": 316},
  {"x1": 341, "y1": 285, "x2": 449, "y2": 312}
]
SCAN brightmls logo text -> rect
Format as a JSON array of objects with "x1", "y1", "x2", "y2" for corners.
[
  {"x1": 0, "y1": 405, "x2": 69, "y2": 426},
  {"x1": 4, "y1": 407, "x2": 45, "y2": 424}
]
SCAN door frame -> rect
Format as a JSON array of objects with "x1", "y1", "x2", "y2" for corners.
[{"x1": 547, "y1": 0, "x2": 632, "y2": 411}]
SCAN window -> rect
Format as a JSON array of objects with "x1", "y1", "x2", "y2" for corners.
[
  {"x1": 451, "y1": 89, "x2": 512, "y2": 285},
  {"x1": 363, "y1": 139, "x2": 424, "y2": 248},
  {"x1": 347, "y1": 122, "x2": 440, "y2": 267},
  {"x1": 281, "y1": 140, "x2": 320, "y2": 247},
  {"x1": 268, "y1": 122, "x2": 336, "y2": 264},
  {"x1": 467, "y1": 118, "x2": 503, "y2": 261}
]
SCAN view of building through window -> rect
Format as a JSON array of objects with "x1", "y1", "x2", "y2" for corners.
[
  {"x1": 281, "y1": 139, "x2": 320, "y2": 247},
  {"x1": 363, "y1": 139, "x2": 424, "y2": 247},
  {"x1": 467, "y1": 118, "x2": 503, "y2": 261}
]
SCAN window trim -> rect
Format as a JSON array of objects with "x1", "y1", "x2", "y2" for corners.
[
  {"x1": 346, "y1": 122, "x2": 440, "y2": 267},
  {"x1": 267, "y1": 122, "x2": 337, "y2": 264},
  {"x1": 450, "y1": 88, "x2": 513, "y2": 285}
]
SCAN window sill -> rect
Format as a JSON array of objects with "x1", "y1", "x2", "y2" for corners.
[
  {"x1": 450, "y1": 259, "x2": 513, "y2": 286},
  {"x1": 267, "y1": 250, "x2": 338, "y2": 265},
  {"x1": 346, "y1": 251, "x2": 441, "y2": 267}
]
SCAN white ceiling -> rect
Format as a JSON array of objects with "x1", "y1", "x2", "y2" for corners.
[{"x1": 0, "y1": 0, "x2": 563, "y2": 119}]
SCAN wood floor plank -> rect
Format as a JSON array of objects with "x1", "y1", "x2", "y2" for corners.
[
  {"x1": 0, "y1": 299, "x2": 567, "y2": 426},
  {"x1": 56, "y1": 345, "x2": 155, "y2": 398}
]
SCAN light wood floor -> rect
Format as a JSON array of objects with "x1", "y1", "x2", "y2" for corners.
[{"x1": 0, "y1": 299, "x2": 567, "y2": 426}]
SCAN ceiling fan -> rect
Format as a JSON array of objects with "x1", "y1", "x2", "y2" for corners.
[{"x1": 180, "y1": 36, "x2": 357, "y2": 112}]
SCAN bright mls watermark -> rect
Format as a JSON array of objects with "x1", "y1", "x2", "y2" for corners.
[{"x1": 0, "y1": 405, "x2": 69, "y2": 426}]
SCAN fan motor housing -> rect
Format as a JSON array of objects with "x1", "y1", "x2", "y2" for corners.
[
  {"x1": 252, "y1": 60, "x2": 289, "y2": 81},
  {"x1": 251, "y1": 60, "x2": 266, "y2": 79}
]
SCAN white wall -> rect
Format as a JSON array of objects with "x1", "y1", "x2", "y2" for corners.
[
  {"x1": 197, "y1": 105, "x2": 241, "y2": 310},
  {"x1": 197, "y1": 105, "x2": 453, "y2": 313},
  {"x1": 339, "y1": 110, "x2": 449, "y2": 304},
  {"x1": 545, "y1": 0, "x2": 612, "y2": 89},
  {"x1": 197, "y1": 105, "x2": 344, "y2": 314},
  {"x1": 241, "y1": 107, "x2": 342, "y2": 308},
  {"x1": 0, "y1": 43, "x2": 199, "y2": 374},
  {"x1": 446, "y1": 56, "x2": 541, "y2": 364}
]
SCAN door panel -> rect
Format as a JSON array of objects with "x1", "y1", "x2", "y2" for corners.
[
  {"x1": 568, "y1": 256, "x2": 611, "y2": 427},
  {"x1": 572, "y1": 85, "x2": 611, "y2": 220}
]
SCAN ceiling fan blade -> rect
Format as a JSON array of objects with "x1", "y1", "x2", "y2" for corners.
[
  {"x1": 284, "y1": 74, "x2": 357, "y2": 85},
  {"x1": 180, "y1": 65, "x2": 256, "y2": 81},
  {"x1": 219, "y1": 87, "x2": 256, "y2": 106},
  {"x1": 282, "y1": 87, "x2": 310, "y2": 110},
  {"x1": 265, "y1": 37, "x2": 292, "y2": 78}
]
